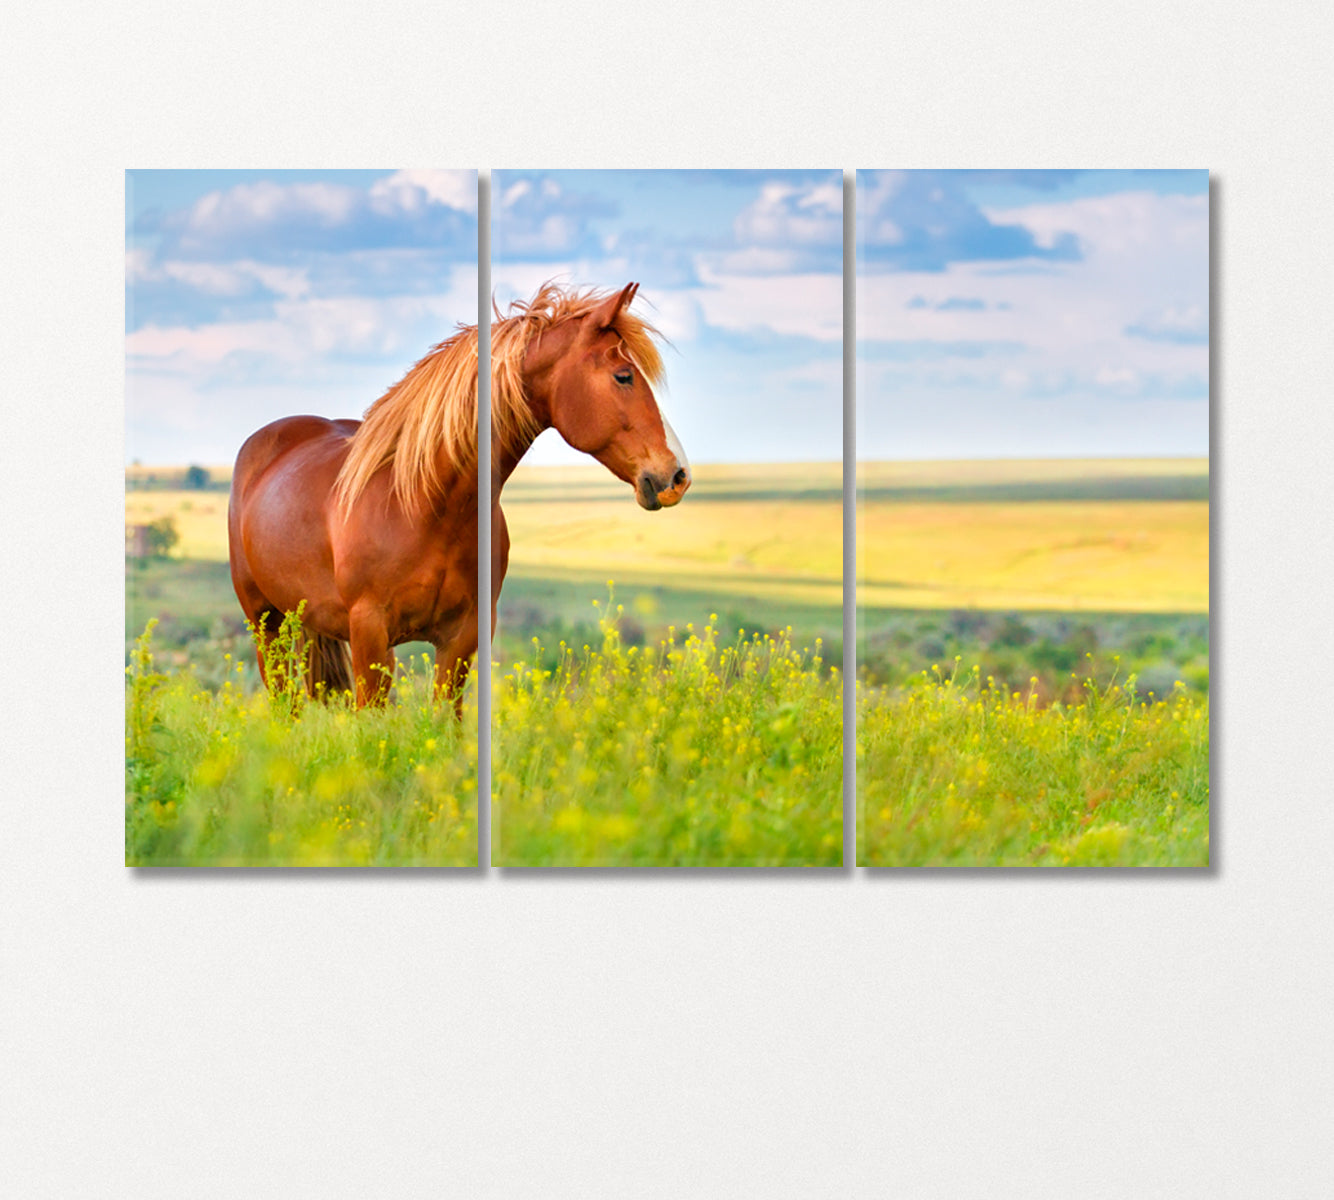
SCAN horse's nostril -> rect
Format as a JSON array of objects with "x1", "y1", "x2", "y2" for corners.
[{"x1": 672, "y1": 468, "x2": 688, "y2": 488}]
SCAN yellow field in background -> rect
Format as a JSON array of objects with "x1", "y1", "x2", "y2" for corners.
[
  {"x1": 858, "y1": 500, "x2": 1207, "y2": 611},
  {"x1": 858, "y1": 458, "x2": 1208, "y2": 613},
  {"x1": 125, "y1": 490, "x2": 230, "y2": 560},
  {"x1": 855, "y1": 457, "x2": 1206, "y2": 490},
  {"x1": 124, "y1": 458, "x2": 1209, "y2": 615},
  {"x1": 501, "y1": 462, "x2": 843, "y2": 608}
]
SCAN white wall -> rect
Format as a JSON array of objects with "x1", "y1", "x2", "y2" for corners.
[{"x1": 3, "y1": 2, "x2": 1332, "y2": 1195}]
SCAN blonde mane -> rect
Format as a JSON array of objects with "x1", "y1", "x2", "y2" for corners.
[
  {"x1": 334, "y1": 323, "x2": 479, "y2": 517},
  {"x1": 334, "y1": 282, "x2": 665, "y2": 516}
]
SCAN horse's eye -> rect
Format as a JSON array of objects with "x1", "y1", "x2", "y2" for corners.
[{"x1": 613, "y1": 368, "x2": 633, "y2": 386}]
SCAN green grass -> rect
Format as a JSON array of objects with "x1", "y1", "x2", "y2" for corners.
[
  {"x1": 493, "y1": 601, "x2": 842, "y2": 867},
  {"x1": 126, "y1": 624, "x2": 477, "y2": 867},
  {"x1": 857, "y1": 666, "x2": 1210, "y2": 868},
  {"x1": 127, "y1": 558, "x2": 244, "y2": 637},
  {"x1": 124, "y1": 458, "x2": 1208, "y2": 870}
]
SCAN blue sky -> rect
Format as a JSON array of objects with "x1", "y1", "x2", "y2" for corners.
[
  {"x1": 491, "y1": 170, "x2": 844, "y2": 465},
  {"x1": 857, "y1": 170, "x2": 1209, "y2": 459},
  {"x1": 126, "y1": 169, "x2": 1207, "y2": 466},
  {"x1": 126, "y1": 169, "x2": 478, "y2": 464}
]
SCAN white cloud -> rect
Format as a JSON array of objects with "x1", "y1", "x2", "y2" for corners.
[
  {"x1": 859, "y1": 190, "x2": 1208, "y2": 404},
  {"x1": 700, "y1": 247, "x2": 815, "y2": 275},
  {"x1": 491, "y1": 268, "x2": 702, "y2": 345},
  {"x1": 984, "y1": 191, "x2": 1207, "y2": 287},
  {"x1": 490, "y1": 262, "x2": 577, "y2": 311},
  {"x1": 125, "y1": 247, "x2": 153, "y2": 282},
  {"x1": 1125, "y1": 303, "x2": 1208, "y2": 344},
  {"x1": 501, "y1": 179, "x2": 531, "y2": 207},
  {"x1": 857, "y1": 171, "x2": 909, "y2": 245},
  {"x1": 734, "y1": 180, "x2": 842, "y2": 247},
  {"x1": 184, "y1": 180, "x2": 360, "y2": 238},
  {"x1": 508, "y1": 214, "x2": 582, "y2": 255},
  {"x1": 494, "y1": 177, "x2": 595, "y2": 256},
  {"x1": 1094, "y1": 365, "x2": 1141, "y2": 390},
  {"x1": 127, "y1": 268, "x2": 477, "y2": 378},
  {"x1": 641, "y1": 291, "x2": 702, "y2": 344},
  {"x1": 768, "y1": 358, "x2": 842, "y2": 390},
  {"x1": 154, "y1": 173, "x2": 476, "y2": 260},
  {"x1": 369, "y1": 169, "x2": 477, "y2": 216},
  {"x1": 694, "y1": 263, "x2": 842, "y2": 343},
  {"x1": 147, "y1": 258, "x2": 312, "y2": 300}
]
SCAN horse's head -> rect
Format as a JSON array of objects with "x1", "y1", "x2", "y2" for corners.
[{"x1": 541, "y1": 283, "x2": 690, "y2": 511}]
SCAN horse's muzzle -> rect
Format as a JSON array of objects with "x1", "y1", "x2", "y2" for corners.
[{"x1": 637, "y1": 465, "x2": 691, "y2": 511}]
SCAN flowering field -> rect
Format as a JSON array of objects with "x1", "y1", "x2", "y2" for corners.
[
  {"x1": 124, "y1": 459, "x2": 1207, "y2": 870},
  {"x1": 493, "y1": 603, "x2": 843, "y2": 867},
  {"x1": 125, "y1": 624, "x2": 477, "y2": 867},
  {"x1": 858, "y1": 665, "x2": 1210, "y2": 868}
]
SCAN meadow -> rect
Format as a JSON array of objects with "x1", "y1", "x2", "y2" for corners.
[
  {"x1": 125, "y1": 456, "x2": 1208, "y2": 868},
  {"x1": 126, "y1": 466, "x2": 476, "y2": 866},
  {"x1": 857, "y1": 458, "x2": 1210, "y2": 698},
  {"x1": 495, "y1": 461, "x2": 844, "y2": 662},
  {"x1": 126, "y1": 621, "x2": 478, "y2": 867},
  {"x1": 857, "y1": 667, "x2": 1209, "y2": 867},
  {"x1": 856, "y1": 457, "x2": 1209, "y2": 867},
  {"x1": 488, "y1": 462, "x2": 844, "y2": 866},
  {"x1": 493, "y1": 604, "x2": 842, "y2": 867}
]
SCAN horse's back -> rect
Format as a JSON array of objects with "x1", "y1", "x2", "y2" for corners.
[{"x1": 232, "y1": 415, "x2": 358, "y2": 499}]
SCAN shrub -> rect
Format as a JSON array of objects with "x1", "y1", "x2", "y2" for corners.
[{"x1": 145, "y1": 516, "x2": 179, "y2": 559}]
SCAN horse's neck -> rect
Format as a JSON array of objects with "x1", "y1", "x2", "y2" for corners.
[
  {"x1": 491, "y1": 319, "x2": 572, "y2": 501},
  {"x1": 491, "y1": 412, "x2": 550, "y2": 501},
  {"x1": 493, "y1": 441, "x2": 532, "y2": 496}
]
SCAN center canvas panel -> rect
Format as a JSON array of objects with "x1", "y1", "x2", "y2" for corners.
[{"x1": 489, "y1": 169, "x2": 844, "y2": 867}]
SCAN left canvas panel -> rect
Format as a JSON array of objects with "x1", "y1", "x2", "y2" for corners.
[{"x1": 126, "y1": 169, "x2": 481, "y2": 867}]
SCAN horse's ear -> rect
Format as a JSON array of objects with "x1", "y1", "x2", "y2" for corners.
[{"x1": 588, "y1": 282, "x2": 639, "y2": 332}]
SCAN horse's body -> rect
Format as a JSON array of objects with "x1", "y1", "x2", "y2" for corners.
[
  {"x1": 229, "y1": 412, "x2": 480, "y2": 705},
  {"x1": 228, "y1": 281, "x2": 688, "y2": 707}
]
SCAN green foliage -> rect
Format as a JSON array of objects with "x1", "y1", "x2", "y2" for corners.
[
  {"x1": 249, "y1": 602, "x2": 323, "y2": 718},
  {"x1": 125, "y1": 599, "x2": 1209, "y2": 870},
  {"x1": 144, "y1": 516, "x2": 180, "y2": 559},
  {"x1": 183, "y1": 464, "x2": 210, "y2": 489},
  {"x1": 125, "y1": 623, "x2": 477, "y2": 867},
  {"x1": 493, "y1": 593, "x2": 843, "y2": 867},
  {"x1": 125, "y1": 619, "x2": 168, "y2": 797},
  {"x1": 857, "y1": 663, "x2": 1210, "y2": 867},
  {"x1": 858, "y1": 609, "x2": 1209, "y2": 701}
]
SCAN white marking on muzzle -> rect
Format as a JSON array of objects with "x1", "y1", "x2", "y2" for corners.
[{"x1": 661, "y1": 413, "x2": 690, "y2": 483}]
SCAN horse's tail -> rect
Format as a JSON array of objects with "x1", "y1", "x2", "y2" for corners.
[{"x1": 309, "y1": 633, "x2": 354, "y2": 700}]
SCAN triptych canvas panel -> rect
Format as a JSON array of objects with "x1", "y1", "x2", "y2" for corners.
[
  {"x1": 125, "y1": 169, "x2": 1209, "y2": 869},
  {"x1": 489, "y1": 170, "x2": 844, "y2": 866}
]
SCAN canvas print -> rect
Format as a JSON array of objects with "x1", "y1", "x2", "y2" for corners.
[
  {"x1": 126, "y1": 169, "x2": 481, "y2": 866},
  {"x1": 856, "y1": 170, "x2": 1210, "y2": 867},
  {"x1": 490, "y1": 169, "x2": 844, "y2": 867}
]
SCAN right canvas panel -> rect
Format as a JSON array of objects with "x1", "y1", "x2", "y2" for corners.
[{"x1": 856, "y1": 170, "x2": 1210, "y2": 867}]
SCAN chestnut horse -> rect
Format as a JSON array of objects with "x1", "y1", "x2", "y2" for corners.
[
  {"x1": 228, "y1": 281, "x2": 689, "y2": 707},
  {"x1": 490, "y1": 281, "x2": 690, "y2": 626}
]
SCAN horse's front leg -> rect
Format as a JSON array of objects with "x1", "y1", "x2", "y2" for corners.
[
  {"x1": 349, "y1": 601, "x2": 395, "y2": 708},
  {"x1": 433, "y1": 612, "x2": 478, "y2": 719}
]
